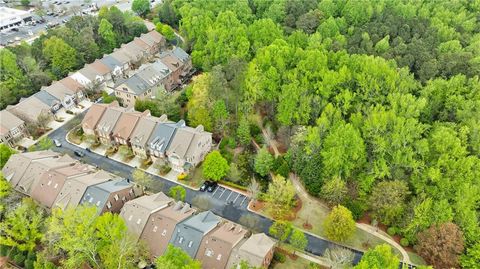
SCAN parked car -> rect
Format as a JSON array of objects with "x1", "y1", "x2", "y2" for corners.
[
  {"x1": 200, "y1": 181, "x2": 212, "y2": 192},
  {"x1": 86, "y1": 148, "x2": 91, "y2": 152},
  {"x1": 74, "y1": 150, "x2": 85, "y2": 157},
  {"x1": 207, "y1": 182, "x2": 218, "y2": 192},
  {"x1": 54, "y1": 139, "x2": 62, "y2": 147}
]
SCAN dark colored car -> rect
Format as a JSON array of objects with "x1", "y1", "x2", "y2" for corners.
[
  {"x1": 86, "y1": 148, "x2": 91, "y2": 152},
  {"x1": 207, "y1": 182, "x2": 218, "y2": 192},
  {"x1": 200, "y1": 181, "x2": 212, "y2": 192},
  {"x1": 74, "y1": 150, "x2": 85, "y2": 157}
]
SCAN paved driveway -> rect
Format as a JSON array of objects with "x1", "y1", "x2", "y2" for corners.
[{"x1": 47, "y1": 112, "x2": 364, "y2": 265}]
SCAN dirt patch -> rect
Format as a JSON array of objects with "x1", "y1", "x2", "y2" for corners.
[
  {"x1": 303, "y1": 222, "x2": 313, "y2": 230},
  {"x1": 250, "y1": 200, "x2": 265, "y2": 211}
]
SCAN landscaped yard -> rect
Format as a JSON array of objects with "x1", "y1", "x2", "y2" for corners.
[
  {"x1": 272, "y1": 254, "x2": 326, "y2": 269},
  {"x1": 184, "y1": 163, "x2": 207, "y2": 188}
]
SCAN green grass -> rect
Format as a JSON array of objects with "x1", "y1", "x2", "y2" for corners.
[
  {"x1": 408, "y1": 251, "x2": 427, "y2": 265},
  {"x1": 272, "y1": 254, "x2": 325, "y2": 269},
  {"x1": 183, "y1": 163, "x2": 205, "y2": 188}
]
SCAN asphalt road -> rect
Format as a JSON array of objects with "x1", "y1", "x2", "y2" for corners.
[{"x1": 46, "y1": 111, "x2": 364, "y2": 264}]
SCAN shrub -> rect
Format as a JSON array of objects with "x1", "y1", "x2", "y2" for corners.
[
  {"x1": 387, "y1": 227, "x2": 397, "y2": 236},
  {"x1": 400, "y1": 238, "x2": 409, "y2": 247},
  {"x1": 0, "y1": 245, "x2": 9, "y2": 257},
  {"x1": 159, "y1": 164, "x2": 172, "y2": 175},
  {"x1": 8, "y1": 247, "x2": 17, "y2": 259},
  {"x1": 219, "y1": 180, "x2": 248, "y2": 191},
  {"x1": 66, "y1": 110, "x2": 74, "y2": 115},
  {"x1": 14, "y1": 253, "x2": 26, "y2": 267},
  {"x1": 254, "y1": 134, "x2": 264, "y2": 145},
  {"x1": 344, "y1": 200, "x2": 365, "y2": 220},
  {"x1": 25, "y1": 259, "x2": 35, "y2": 269},
  {"x1": 275, "y1": 161, "x2": 290, "y2": 178},
  {"x1": 273, "y1": 252, "x2": 286, "y2": 263},
  {"x1": 177, "y1": 172, "x2": 187, "y2": 180},
  {"x1": 27, "y1": 251, "x2": 36, "y2": 261},
  {"x1": 250, "y1": 124, "x2": 261, "y2": 137}
]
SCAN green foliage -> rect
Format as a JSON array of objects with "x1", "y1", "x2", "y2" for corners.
[
  {"x1": 155, "y1": 244, "x2": 202, "y2": 269},
  {"x1": 0, "y1": 198, "x2": 44, "y2": 252},
  {"x1": 43, "y1": 37, "x2": 78, "y2": 78},
  {"x1": 368, "y1": 180, "x2": 410, "y2": 226},
  {"x1": 131, "y1": 0, "x2": 150, "y2": 17},
  {"x1": 264, "y1": 175, "x2": 296, "y2": 219},
  {"x1": 323, "y1": 205, "x2": 355, "y2": 242},
  {"x1": 156, "y1": 22, "x2": 176, "y2": 41},
  {"x1": 237, "y1": 118, "x2": 251, "y2": 146},
  {"x1": 0, "y1": 143, "x2": 15, "y2": 169},
  {"x1": 461, "y1": 242, "x2": 480, "y2": 269},
  {"x1": 273, "y1": 252, "x2": 286, "y2": 263},
  {"x1": 13, "y1": 253, "x2": 26, "y2": 267},
  {"x1": 132, "y1": 168, "x2": 153, "y2": 190},
  {"x1": 269, "y1": 220, "x2": 292, "y2": 243},
  {"x1": 98, "y1": 19, "x2": 117, "y2": 52},
  {"x1": 354, "y1": 244, "x2": 399, "y2": 269},
  {"x1": 386, "y1": 227, "x2": 396, "y2": 236},
  {"x1": 399, "y1": 238, "x2": 409, "y2": 247},
  {"x1": 202, "y1": 150, "x2": 229, "y2": 181},
  {"x1": 169, "y1": 185, "x2": 186, "y2": 201},
  {"x1": 289, "y1": 228, "x2": 308, "y2": 251},
  {"x1": 101, "y1": 91, "x2": 116, "y2": 104},
  {"x1": 320, "y1": 176, "x2": 347, "y2": 206},
  {"x1": 254, "y1": 146, "x2": 274, "y2": 177}
]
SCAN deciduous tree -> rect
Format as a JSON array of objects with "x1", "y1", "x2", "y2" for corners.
[
  {"x1": 289, "y1": 229, "x2": 307, "y2": 253},
  {"x1": 237, "y1": 118, "x2": 251, "y2": 146},
  {"x1": 42, "y1": 37, "x2": 77, "y2": 78},
  {"x1": 98, "y1": 19, "x2": 117, "y2": 52},
  {"x1": 269, "y1": 220, "x2": 292, "y2": 243},
  {"x1": 323, "y1": 205, "x2": 355, "y2": 242},
  {"x1": 132, "y1": 169, "x2": 153, "y2": 191},
  {"x1": 0, "y1": 144, "x2": 15, "y2": 169},
  {"x1": 323, "y1": 246, "x2": 355, "y2": 269},
  {"x1": 131, "y1": 0, "x2": 150, "y2": 17},
  {"x1": 202, "y1": 150, "x2": 229, "y2": 182},
  {"x1": 155, "y1": 245, "x2": 201, "y2": 269},
  {"x1": 368, "y1": 180, "x2": 410, "y2": 225},
  {"x1": 254, "y1": 146, "x2": 274, "y2": 177},
  {"x1": 320, "y1": 176, "x2": 347, "y2": 206},
  {"x1": 354, "y1": 244, "x2": 399, "y2": 269},
  {"x1": 264, "y1": 175, "x2": 296, "y2": 219},
  {"x1": 169, "y1": 185, "x2": 186, "y2": 201}
]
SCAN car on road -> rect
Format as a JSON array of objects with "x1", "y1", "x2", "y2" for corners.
[
  {"x1": 200, "y1": 181, "x2": 212, "y2": 192},
  {"x1": 62, "y1": 19, "x2": 68, "y2": 23},
  {"x1": 53, "y1": 139, "x2": 62, "y2": 147},
  {"x1": 74, "y1": 150, "x2": 85, "y2": 157},
  {"x1": 86, "y1": 148, "x2": 91, "y2": 152},
  {"x1": 207, "y1": 181, "x2": 218, "y2": 192}
]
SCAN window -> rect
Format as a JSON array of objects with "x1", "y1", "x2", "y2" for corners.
[
  {"x1": 128, "y1": 215, "x2": 133, "y2": 221},
  {"x1": 216, "y1": 254, "x2": 222, "y2": 261},
  {"x1": 161, "y1": 229, "x2": 167, "y2": 236},
  {"x1": 54, "y1": 183, "x2": 58, "y2": 189},
  {"x1": 205, "y1": 249, "x2": 213, "y2": 257},
  {"x1": 153, "y1": 226, "x2": 158, "y2": 232},
  {"x1": 136, "y1": 218, "x2": 142, "y2": 225},
  {"x1": 188, "y1": 241, "x2": 193, "y2": 248},
  {"x1": 114, "y1": 194, "x2": 119, "y2": 201},
  {"x1": 178, "y1": 237, "x2": 184, "y2": 244},
  {"x1": 96, "y1": 201, "x2": 101, "y2": 206},
  {"x1": 47, "y1": 180, "x2": 52, "y2": 186},
  {"x1": 88, "y1": 197, "x2": 94, "y2": 203},
  {"x1": 107, "y1": 202, "x2": 112, "y2": 209}
]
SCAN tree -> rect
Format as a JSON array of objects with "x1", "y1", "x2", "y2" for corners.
[
  {"x1": 461, "y1": 242, "x2": 480, "y2": 269},
  {"x1": 254, "y1": 146, "x2": 274, "y2": 177},
  {"x1": 0, "y1": 198, "x2": 44, "y2": 251},
  {"x1": 169, "y1": 185, "x2": 186, "y2": 201},
  {"x1": 0, "y1": 173, "x2": 12, "y2": 215},
  {"x1": 131, "y1": 0, "x2": 150, "y2": 17},
  {"x1": 264, "y1": 175, "x2": 296, "y2": 219},
  {"x1": 354, "y1": 244, "x2": 399, "y2": 269},
  {"x1": 368, "y1": 180, "x2": 410, "y2": 225},
  {"x1": 156, "y1": 22, "x2": 176, "y2": 41},
  {"x1": 212, "y1": 100, "x2": 229, "y2": 134},
  {"x1": 202, "y1": 150, "x2": 229, "y2": 182},
  {"x1": 247, "y1": 18, "x2": 283, "y2": 53},
  {"x1": 131, "y1": 169, "x2": 153, "y2": 191},
  {"x1": 323, "y1": 246, "x2": 355, "y2": 269},
  {"x1": 98, "y1": 19, "x2": 117, "y2": 52},
  {"x1": 21, "y1": 0, "x2": 30, "y2": 7},
  {"x1": 0, "y1": 144, "x2": 15, "y2": 168},
  {"x1": 0, "y1": 49, "x2": 28, "y2": 109},
  {"x1": 289, "y1": 229, "x2": 307, "y2": 253},
  {"x1": 155, "y1": 244, "x2": 201, "y2": 269},
  {"x1": 416, "y1": 223, "x2": 464, "y2": 269},
  {"x1": 269, "y1": 220, "x2": 292, "y2": 243},
  {"x1": 247, "y1": 179, "x2": 261, "y2": 202},
  {"x1": 237, "y1": 118, "x2": 251, "y2": 146},
  {"x1": 42, "y1": 37, "x2": 77, "y2": 78},
  {"x1": 323, "y1": 205, "x2": 355, "y2": 242},
  {"x1": 320, "y1": 176, "x2": 347, "y2": 206}
]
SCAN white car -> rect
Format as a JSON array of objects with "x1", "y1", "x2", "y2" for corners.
[{"x1": 54, "y1": 139, "x2": 62, "y2": 147}]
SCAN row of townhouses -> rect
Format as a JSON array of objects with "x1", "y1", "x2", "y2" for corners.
[
  {"x1": 120, "y1": 193, "x2": 276, "y2": 269},
  {"x1": 1, "y1": 30, "x2": 193, "y2": 148},
  {"x1": 2, "y1": 151, "x2": 276, "y2": 269},
  {"x1": 2, "y1": 150, "x2": 138, "y2": 214},
  {"x1": 82, "y1": 101, "x2": 212, "y2": 172}
]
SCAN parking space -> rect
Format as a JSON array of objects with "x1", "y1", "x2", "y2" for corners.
[{"x1": 210, "y1": 186, "x2": 249, "y2": 208}]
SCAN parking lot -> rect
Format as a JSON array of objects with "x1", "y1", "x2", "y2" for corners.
[{"x1": 209, "y1": 185, "x2": 250, "y2": 208}]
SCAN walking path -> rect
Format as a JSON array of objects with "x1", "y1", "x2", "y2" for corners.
[{"x1": 290, "y1": 174, "x2": 412, "y2": 264}]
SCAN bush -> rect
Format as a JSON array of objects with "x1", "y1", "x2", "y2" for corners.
[
  {"x1": 344, "y1": 200, "x2": 365, "y2": 220},
  {"x1": 27, "y1": 251, "x2": 36, "y2": 261},
  {"x1": 273, "y1": 252, "x2": 286, "y2": 263},
  {"x1": 177, "y1": 172, "x2": 187, "y2": 180},
  {"x1": 219, "y1": 180, "x2": 248, "y2": 191},
  {"x1": 387, "y1": 227, "x2": 397, "y2": 236},
  {"x1": 275, "y1": 161, "x2": 290, "y2": 178},
  {"x1": 8, "y1": 247, "x2": 18, "y2": 259},
  {"x1": 14, "y1": 253, "x2": 26, "y2": 267},
  {"x1": 0, "y1": 245, "x2": 9, "y2": 257},
  {"x1": 254, "y1": 133, "x2": 264, "y2": 144},
  {"x1": 25, "y1": 259, "x2": 35, "y2": 269},
  {"x1": 159, "y1": 164, "x2": 172, "y2": 175},
  {"x1": 400, "y1": 238, "x2": 409, "y2": 247},
  {"x1": 250, "y1": 124, "x2": 261, "y2": 137},
  {"x1": 66, "y1": 110, "x2": 74, "y2": 115}
]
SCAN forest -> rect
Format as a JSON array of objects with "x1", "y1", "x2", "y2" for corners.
[
  {"x1": 0, "y1": 6, "x2": 148, "y2": 109},
  {"x1": 159, "y1": 0, "x2": 479, "y2": 268}
]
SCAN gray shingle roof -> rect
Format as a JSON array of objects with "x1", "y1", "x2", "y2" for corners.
[
  {"x1": 182, "y1": 211, "x2": 221, "y2": 233},
  {"x1": 172, "y1": 47, "x2": 190, "y2": 63},
  {"x1": 147, "y1": 121, "x2": 180, "y2": 154},
  {"x1": 101, "y1": 55, "x2": 122, "y2": 71},
  {"x1": 81, "y1": 178, "x2": 131, "y2": 213},
  {"x1": 34, "y1": 90, "x2": 60, "y2": 107},
  {"x1": 124, "y1": 74, "x2": 150, "y2": 95}
]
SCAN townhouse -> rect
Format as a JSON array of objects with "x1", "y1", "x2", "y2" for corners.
[
  {"x1": 80, "y1": 178, "x2": 135, "y2": 214},
  {"x1": 166, "y1": 124, "x2": 212, "y2": 172},
  {"x1": 95, "y1": 105, "x2": 127, "y2": 145},
  {"x1": 140, "y1": 200, "x2": 196, "y2": 257},
  {"x1": 54, "y1": 170, "x2": 114, "y2": 210},
  {"x1": 81, "y1": 102, "x2": 118, "y2": 136},
  {"x1": 226, "y1": 233, "x2": 276, "y2": 269},
  {"x1": 30, "y1": 163, "x2": 94, "y2": 209},
  {"x1": 7, "y1": 95, "x2": 54, "y2": 123},
  {"x1": 71, "y1": 60, "x2": 112, "y2": 88},
  {"x1": 111, "y1": 110, "x2": 148, "y2": 146},
  {"x1": 169, "y1": 211, "x2": 221, "y2": 258},
  {"x1": 42, "y1": 81, "x2": 78, "y2": 110},
  {"x1": 129, "y1": 115, "x2": 165, "y2": 158},
  {"x1": 196, "y1": 221, "x2": 248, "y2": 269},
  {"x1": 147, "y1": 120, "x2": 179, "y2": 160},
  {"x1": 138, "y1": 30, "x2": 166, "y2": 55},
  {"x1": 159, "y1": 47, "x2": 192, "y2": 89},
  {"x1": 120, "y1": 192, "x2": 173, "y2": 240},
  {"x1": 0, "y1": 110, "x2": 28, "y2": 147}
]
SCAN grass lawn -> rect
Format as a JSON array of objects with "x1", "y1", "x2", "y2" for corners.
[
  {"x1": 67, "y1": 128, "x2": 83, "y2": 145},
  {"x1": 408, "y1": 251, "x2": 427, "y2": 265},
  {"x1": 272, "y1": 255, "x2": 326, "y2": 269},
  {"x1": 183, "y1": 163, "x2": 205, "y2": 188}
]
